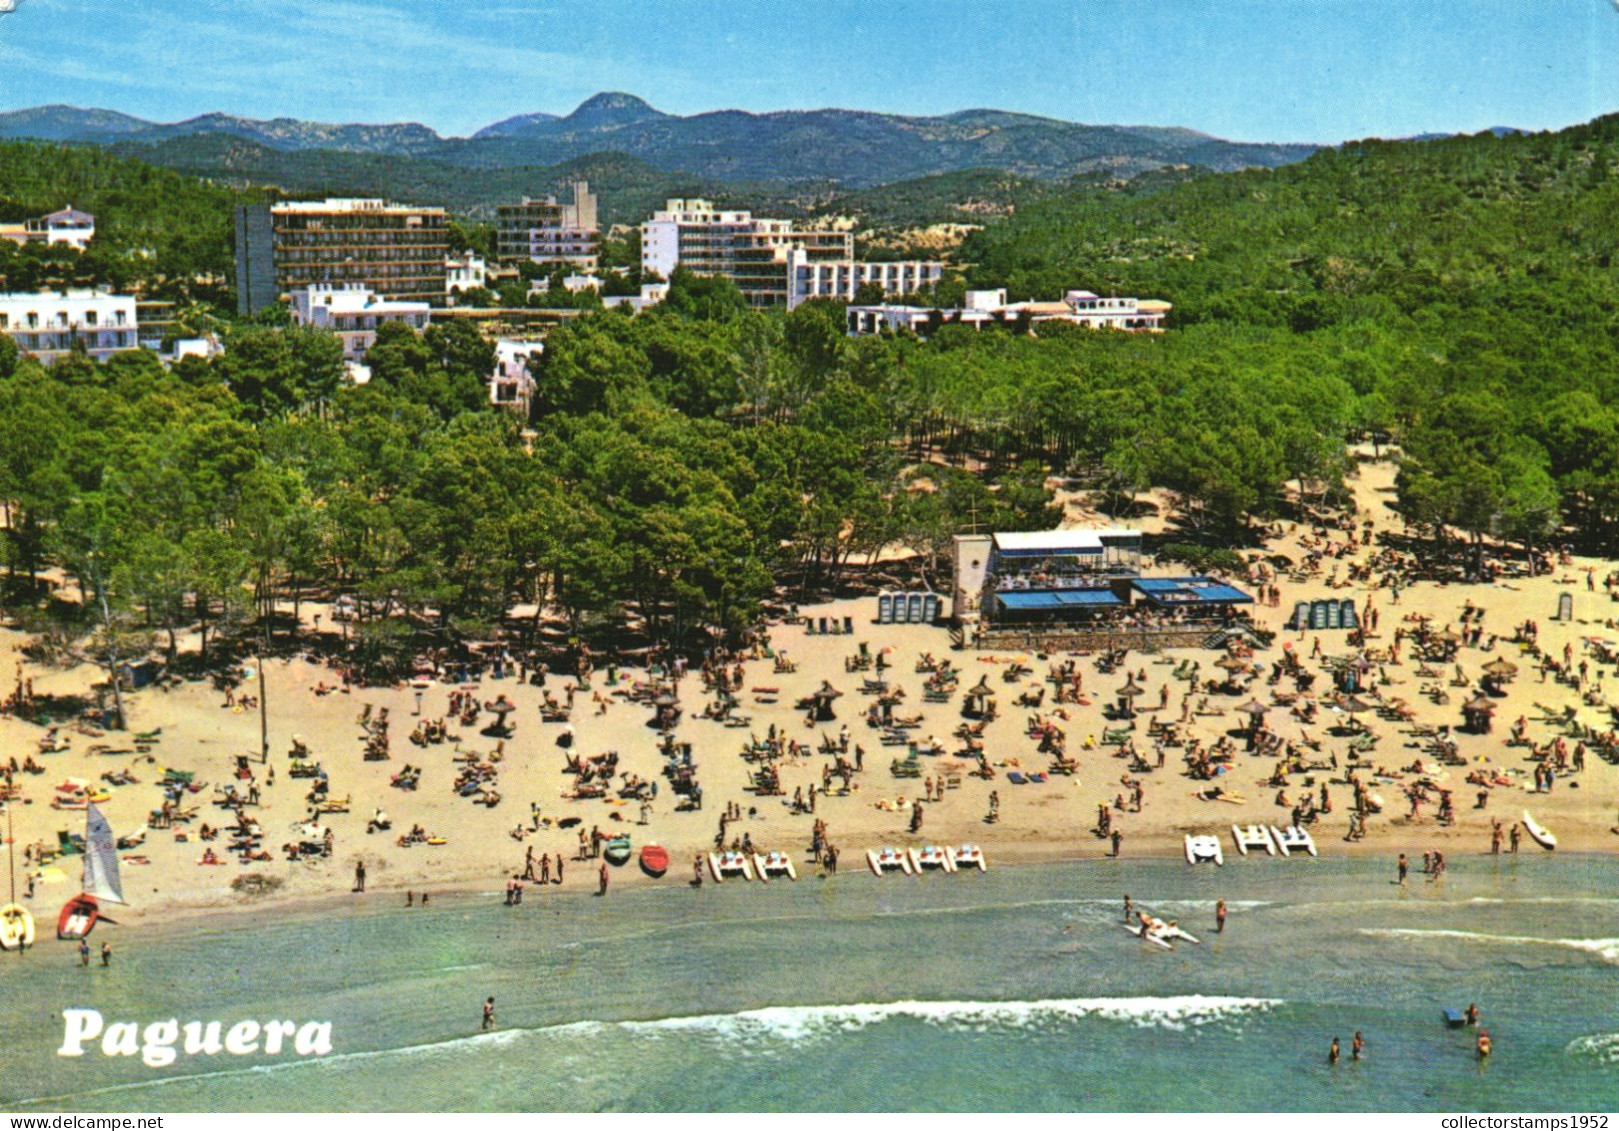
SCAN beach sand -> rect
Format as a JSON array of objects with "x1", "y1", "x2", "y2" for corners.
[{"x1": 3, "y1": 455, "x2": 1616, "y2": 932}]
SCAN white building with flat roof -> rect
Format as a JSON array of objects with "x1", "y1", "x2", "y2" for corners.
[
  {"x1": 848, "y1": 289, "x2": 1171, "y2": 336},
  {"x1": 786, "y1": 249, "x2": 944, "y2": 307},
  {"x1": 0, "y1": 206, "x2": 96, "y2": 250},
  {"x1": 491, "y1": 338, "x2": 544, "y2": 410},
  {"x1": 289, "y1": 283, "x2": 431, "y2": 361},
  {"x1": 0, "y1": 289, "x2": 136, "y2": 362},
  {"x1": 446, "y1": 252, "x2": 488, "y2": 296}
]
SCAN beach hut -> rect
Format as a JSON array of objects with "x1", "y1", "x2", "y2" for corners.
[
  {"x1": 1290, "y1": 602, "x2": 1312, "y2": 630},
  {"x1": 878, "y1": 593, "x2": 894, "y2": 624},
  {"x1": 921, "y1": 593, "x2": 941, "y2": 623}
]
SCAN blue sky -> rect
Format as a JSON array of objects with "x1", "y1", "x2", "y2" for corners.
[{"x1": 0, "y1": 0, "x2": 1617, "y2": 142}]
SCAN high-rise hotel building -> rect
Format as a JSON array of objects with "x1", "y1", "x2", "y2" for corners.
[
  {"x1": 235, "y1": 198, "x2": 450, "y2": 315},
  {"x1": 495, "y1": 182, "x2": 599, "y2": 270},
  {"x1": 640, "y1": 199, "x2": 941, "y2": 309}
]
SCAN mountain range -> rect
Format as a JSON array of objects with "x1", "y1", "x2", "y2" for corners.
[{"x1": 0, "y1": 92, "x2": 1317, "y2": 188}]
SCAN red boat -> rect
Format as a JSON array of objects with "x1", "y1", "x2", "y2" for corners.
[
  {"x1": 639, "y1": 844, "x2": 669, "y2": 878},
  {"x1": 57, "y1": 803, "x2": 126, "y2": 940},
  {"x1": 57, "y1": 894, "x2": 113, "y2": 940}
]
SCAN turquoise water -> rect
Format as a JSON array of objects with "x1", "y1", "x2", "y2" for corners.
[{"x1": 3, "y1": 855, "x2": 1618, "y2": 1111}]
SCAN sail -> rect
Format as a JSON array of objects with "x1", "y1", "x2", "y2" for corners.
[{"x1": 82, "y1": 803, "x2": 125, "y2": 905}]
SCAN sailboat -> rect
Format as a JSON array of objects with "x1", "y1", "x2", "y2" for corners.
[
  {"x1": 0, "y1": 800, "x2": 34, "y2": 951},
  {"x1": 56, "y1": 802, "x2": 124, "y2": 940}
]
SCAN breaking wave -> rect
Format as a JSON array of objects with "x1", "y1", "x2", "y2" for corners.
[{"x1": 1362, "y1": 927, "x2": 1619, "y2": 964}]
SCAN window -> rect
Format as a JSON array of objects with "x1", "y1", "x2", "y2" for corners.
[{"x1": 85, "y1": 310, "x2": 97, "y2": 327}]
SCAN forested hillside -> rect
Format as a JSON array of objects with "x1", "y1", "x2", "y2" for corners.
[
  {"x1": 0, "y1": 140, "x2": 261, "y2": 297},
  {"x1": 7, "y1": 117, "x2": 1619, "y2": 671},
  {"x1": 963, "y1": 118, "x2": 1619, "y2": 553}
]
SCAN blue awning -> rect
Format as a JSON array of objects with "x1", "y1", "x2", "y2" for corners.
[
  {"x1": 1130, "y1": 577, "x2": 1254, "y2": 605},
  {"x1": 998, "y1": 590, "x2": 1123, "y2": 611}
]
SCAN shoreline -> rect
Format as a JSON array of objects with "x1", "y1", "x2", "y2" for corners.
[{"x1": 42, "y1": 834, "x2": 1608, "y2": 950}]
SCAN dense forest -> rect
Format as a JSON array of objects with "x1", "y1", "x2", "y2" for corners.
[
  {"x1": 964, "y1": 117, "x2": 1619, "y2": 556},
  {"x1": 5, "y1": 117, "x2": 1619, "y2": 674},
  {"x1": 0, "y1": 140, "x2": 261, "y2": 301}
]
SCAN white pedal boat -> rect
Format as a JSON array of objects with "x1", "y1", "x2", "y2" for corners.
[
  {"x1": 909, "y1": 845, "x2": 957, "y2": 873},
  {"x1": 1123, "y1": 922, "x2": 1174, "y2": 950},
  {"x1": 1522, "y1": 809, "x2": 1556, "y2": 850},
  {"x1": 1184, "y1": 834, "x2": 1223, "y2": 866},
  {"x1": 948, "y1": 844, "x2": 988, "y2": 872},
  {"x1": 1231, "y1": 823, "x2": 1277, "y2": 856},
  {"x1": 1270, "y1": 825, "x2": 1317, "y2": 857},
  {"x1": 1126, "y1": 912, "x2": 1200, "y2": 950},
  {"x1": 753, "y1": 851, "x2": 798, "y2": 881},
  {"x1": 867, "y1": 846, "x2": 914, "y2": 876},
  {"x1": 708, "y1": 851, "x2": 755, "y2": 883}
]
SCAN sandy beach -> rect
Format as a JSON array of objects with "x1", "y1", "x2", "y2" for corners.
[{"x1": 4, "y1": 455, "x2": 1617, "y2": 933}]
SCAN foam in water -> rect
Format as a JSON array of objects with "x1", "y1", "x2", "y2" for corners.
[
  {"x1": 618, "y1": 995, "x2": 1281, "y2": 1044},
  {"x1": 1568, "y1": 1033, "x2": 1619, "y2": 1062},
  {"x1": 1362, "y1": 928, "x2": 1619, "y2": 964}
]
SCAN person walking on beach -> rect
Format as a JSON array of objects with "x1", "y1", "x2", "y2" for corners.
[
  {"x1": 1510, "y1": 823, "x2": 1520, "y2": 853},
  {"x1": 79, "y1": 938, "x2": 90, "y2": 967},
  {"x1": 481, "y1": 997, "x2": 496, "y2": 1031},
  {"x1": 1216, "y1": 900, "x2": 1227, "y2": 933},
  {"x1": 354, "y1": 859, "x2": 366, "y2": 893},
  {"x1": 909, "y1": 802, "x2": 924, "y2": 834},
  {"x1": 100, "y1": 942, "x2": 112, "y2": 967},
  {"x1": 1111, "y1": 829, "x2": 1123, "y2": 857}
]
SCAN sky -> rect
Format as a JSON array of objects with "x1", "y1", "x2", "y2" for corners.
[{"x1": 0, "y1": 0, "x2": 1618, "y2": 143}]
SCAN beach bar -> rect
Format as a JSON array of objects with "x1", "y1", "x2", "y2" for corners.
[{"x1": 953, "y1": 529, "x2": 1257, "y2": 650}]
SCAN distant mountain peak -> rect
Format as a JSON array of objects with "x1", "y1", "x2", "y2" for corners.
[
  {"x1": 471, "y1": 111, "x2": 560, "y2": 140},
  {"x1": 564, "y1": 92, "x2": 666, "y2": 127}
]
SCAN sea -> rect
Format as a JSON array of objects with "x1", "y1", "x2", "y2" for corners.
[{"x1": 3, "y1": 854, "x2": 1618, "y2": 1112}]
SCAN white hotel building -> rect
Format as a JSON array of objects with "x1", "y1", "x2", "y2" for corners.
[
  {"x1": 847, "y1": 288, "x2": 1171, "y2": 336},
  {"x1": 0, "y1": 290, "x2": 138, "y2": 363},
  {"x1": 641, "y1": 198, "x2": 942, "y2": 310},
  {"x1": 289, "y1": 283, "x2": 431, "y2": 362}
]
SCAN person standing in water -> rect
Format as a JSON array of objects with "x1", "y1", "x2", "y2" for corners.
[
  {"x1": 481, "y1": 997, "x2": 496, "y2": 1031},
  {"x1": 598, "y1": 862, "x2": 609, "y2": 896},
  {"x1": 1123, "y1": 895, "x2": 1134, "y2": 923},
  {"x1": 1329, "y1": 1037, "x2": 1340, "y2": 1065},
  {"x1": 1216, "y1": 900, "x2": 1227, "y2": 933},
  {"x1": 1352, "y1": 1031, "x2": 1364, "y2": 1061},
  {"x1": 1398, "y1": 853, "x2": 1408, "y2": 885}
]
